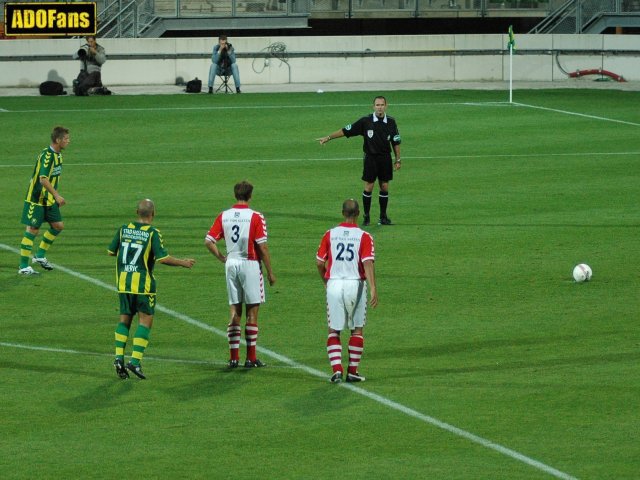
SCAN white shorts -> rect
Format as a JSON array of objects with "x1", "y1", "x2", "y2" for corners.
[
  {"x1": 326, "y1": 279, "x2": 367, "y2": 331},
  {"x1": 225, "y1": 258, "x2": 265, "y2": 305}
]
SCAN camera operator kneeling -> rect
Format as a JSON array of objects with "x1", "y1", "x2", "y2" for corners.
[{"x1": 73, "y1": 35, "x2": 110, "y2": 96}]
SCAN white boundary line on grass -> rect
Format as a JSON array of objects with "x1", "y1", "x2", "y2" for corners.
[
  {"x1": 513, "y1": 102, "x2": 640, "y2": 127},
  {"x1": 0, "y1": 101, "x2": 501, "y2": 115},
  {"x1": 0, "y1": 341, "x2": 296, "y2": 368},
  {"x1": 1, "y1": 151, "x2": 639, "y2": 169},
  {"x1": 0, "y1": 243, "x2": 577, "y2": 480}
]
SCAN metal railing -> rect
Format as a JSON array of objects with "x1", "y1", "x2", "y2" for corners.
[
  {"x1": 99, "y1": 0, "x2": 552, "y2": 29},
  {"x1": 0, "y1": 0, "x2": 569, "y2": 38},
  {"x1": 529, "y1": 0, "x2": 640, "y2": 33},
  {"x1": 310, "y1": 0, "x2": 552, "y2": 18},
  {"x1": 98, "y1": 0, "x2": 157, "y2": 37}
]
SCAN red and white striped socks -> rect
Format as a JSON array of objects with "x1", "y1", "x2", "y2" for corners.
[
  {"x1": 245, "y1": 324, "x2": 259, "y2": 362},
  {"x1": 327, "y1": 332, "x2": 343, "y2": 374},
  {"x1": 348, "y1": 334, "x2": 364, "y2": 375},
  {"x1": 227, "y1": 324, "x2": 241, "y2": 361}
]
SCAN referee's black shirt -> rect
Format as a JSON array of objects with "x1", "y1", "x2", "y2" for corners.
[{"x1": 342, "y1": 114, "x2": 401, "y2": 156}]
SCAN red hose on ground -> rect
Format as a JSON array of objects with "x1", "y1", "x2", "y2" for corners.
[{"x1": 568, "y1": 69, "x2": 626, "y2": 82}]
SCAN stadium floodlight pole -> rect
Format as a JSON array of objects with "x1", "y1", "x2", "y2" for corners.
[{"x1": 507, "y1": 25, "x2": 516, "y2": 104}]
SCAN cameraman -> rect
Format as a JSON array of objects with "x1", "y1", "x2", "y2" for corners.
[
  {"x1": 72, "y1": 35, "x2": 107, "y2": 96},
  {"x1": 208, "y1": 35, "x2": 241, "y2": 94}
]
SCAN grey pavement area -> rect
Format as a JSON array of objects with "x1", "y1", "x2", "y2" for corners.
[{"x1": 1, "y1": 79, "x2": 639, "y2": 96}]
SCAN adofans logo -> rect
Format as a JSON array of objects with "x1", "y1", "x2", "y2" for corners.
[{"x1": 4, "y1": 2, "x2": 96, "y2": 36}]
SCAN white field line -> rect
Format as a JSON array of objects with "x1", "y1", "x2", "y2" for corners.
[
  {"x1": 513, "y1": 102, "x2": 640, "y2": 127},
  {"x1": 0, "y1": 243, "x2": 577, "y2": 480},
  {"x1": 0, "y1": 341, "x2": 297, "y2": 369},
  {"x1": 0, "y1": 101, "x2": 496, "y2": 115},
  {"x1": 1, "y1": 151, "x2": 639, "y2": 169}
]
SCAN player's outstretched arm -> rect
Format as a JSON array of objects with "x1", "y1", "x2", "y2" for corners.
[{"x1": 159, "y1": 256, "x2": 196, "y2": 268}]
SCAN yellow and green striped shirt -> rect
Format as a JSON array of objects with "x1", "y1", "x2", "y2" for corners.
[
  {"x1": 108, "y1": 222, "x2": 169, "y2": 294},
  {"x1": 25, "y1": 146, "x2": 63, "y2": 206}
]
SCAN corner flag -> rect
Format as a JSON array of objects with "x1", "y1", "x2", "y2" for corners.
[{"x1": 507, "y1": 25, "x2": 516, "y2": 51}]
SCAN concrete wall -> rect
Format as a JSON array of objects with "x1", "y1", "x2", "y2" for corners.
[{"x1": 0, "y1": 34, "x2": 638, "y2": 88}]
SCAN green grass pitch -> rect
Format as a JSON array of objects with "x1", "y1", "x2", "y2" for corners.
[{"x1": 0, "y1": 89, "x2": 639, "y2": 479}]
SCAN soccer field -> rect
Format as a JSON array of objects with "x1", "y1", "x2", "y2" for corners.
[{"x1": 1, "y1": 89, "x2": 639, "y2": 479}]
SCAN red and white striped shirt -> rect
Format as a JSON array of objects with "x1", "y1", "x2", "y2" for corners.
[
  {"x1": 316, "y1": 223, "x2": 374, "y2": 280},
  {"x1": 206, "y1": 204, "x2": 268, "y2": 261}
]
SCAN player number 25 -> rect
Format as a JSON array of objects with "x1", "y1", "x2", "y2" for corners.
[{"x1": 336, "y1": 242, "x2": 355, "y2": 261}]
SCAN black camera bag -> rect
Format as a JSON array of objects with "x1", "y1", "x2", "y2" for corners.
[
  {"x1": 186, "y1": 78, "x2": 202, "y2": 93},
  {"x1": 39, "y1": 81, "x2": 66, "y2": 96}
]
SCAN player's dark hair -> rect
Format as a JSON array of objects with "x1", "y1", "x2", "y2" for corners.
[
  {"x1": 51, "y1": 126, "x2": 69, "y2": 143},
  {"x1": 218, "y1": 34, "x2": 227, "y2": 41},
  {"x1": 342, "y1": 199, "x2": 359, "y2": 218},
  {"x1": 234, "y1": 181, "x2": 253, "y2": 201},
  {"x1": 373, "y1": 95, "x2": 387, "y2": 105}
]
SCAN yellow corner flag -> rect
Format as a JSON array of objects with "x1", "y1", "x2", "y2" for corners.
[{"x1": 508, "y1": 25, "x2": 516, "y2": 51}]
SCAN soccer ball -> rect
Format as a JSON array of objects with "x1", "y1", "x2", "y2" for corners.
[{"x1": 572, "y1": 264, "x2": 592, "y2": 283}]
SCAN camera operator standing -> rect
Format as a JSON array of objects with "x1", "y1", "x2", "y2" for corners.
[
  {"x1": 208, "y1": 35, "x2": 241, "y2": 94},
  {"x1": 72, "y1": 35, "x2": 107, "y2": 96}
]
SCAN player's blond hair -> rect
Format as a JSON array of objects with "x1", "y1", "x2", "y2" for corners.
[{"x1": 51, "y1": 126, "x2": 69, "y2": 143}]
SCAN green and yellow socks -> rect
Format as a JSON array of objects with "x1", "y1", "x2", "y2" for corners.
[
  {"x1": 114, "y1": 322, "x2": 130, "y2": 362},
  {"x1": 35, "y1": 228, "x2": 61, "y2": 259},
  {"x1": 130, "y1": 324, "x2": 150, "y2": 366},
  {"x1": 114, "y1": 323, "x2": 150, "y2": 366},
  {"x1": 19, "y1": 228, "x2": 61, "y2": 269},
  {"x1": 19, "y1": 231, "x2": 37, "y2": 269}
]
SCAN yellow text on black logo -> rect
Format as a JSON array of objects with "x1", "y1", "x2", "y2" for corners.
[{"x1": 4, "y1": 2, "x2": 96, "y2": 37}]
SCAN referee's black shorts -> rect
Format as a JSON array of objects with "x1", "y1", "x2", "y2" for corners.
[{"x1": 362, "y1": 154, "x2": 393, "y2": 183}]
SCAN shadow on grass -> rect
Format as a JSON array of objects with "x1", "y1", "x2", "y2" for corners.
[{"x1": 60, "y1": 380, "x2": 135, "y2": 411}]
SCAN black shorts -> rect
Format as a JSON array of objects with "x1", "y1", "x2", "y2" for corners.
[{"x1": 361, "y1": 154, "x2": 393, "y2": 183}]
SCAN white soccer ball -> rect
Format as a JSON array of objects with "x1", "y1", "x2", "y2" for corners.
[
  {"x1": 316, "y1": 89, "x2": 324, "y2": 94},
  {"x1": 572, "y1": 263, "x2": 592, "y2": 283}
]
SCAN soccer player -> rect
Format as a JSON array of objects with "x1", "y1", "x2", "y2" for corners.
[
  {"x1": 316, "y1": 199, "x2": 378, "y2": 383},
  {"x1": 109, "y1": 199, "x2": 195, "y2": 380},
  {"x1": 317, "y1": 95, "x2": 402, "y2": 226},
  {"x1": 18, "y1": 126, "x2": 70, "y2": 275},
  {"x1": 204, "y1": 181, "x2": 276, "y2": 369}
]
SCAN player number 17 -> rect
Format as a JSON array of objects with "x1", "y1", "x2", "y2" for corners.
[{"x1": 121, "y1": 241, "x2": 143, "y2": 265}]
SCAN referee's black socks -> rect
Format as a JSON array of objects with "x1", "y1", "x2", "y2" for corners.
[
  {"x1": 379, "y1": 190, "x2": 389, "y2": 218},
  {"x1": 362, "y1": 191, "x2": 372, "y2": 218}
]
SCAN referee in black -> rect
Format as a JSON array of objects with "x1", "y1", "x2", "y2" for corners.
[{"x1": 317, "y1": 96, "x2": 402, "y2": 226}]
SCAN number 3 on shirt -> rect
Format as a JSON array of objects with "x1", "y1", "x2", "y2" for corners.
[{"x1": 231, "y1": 224, "x2": 240, "y2": 243}]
